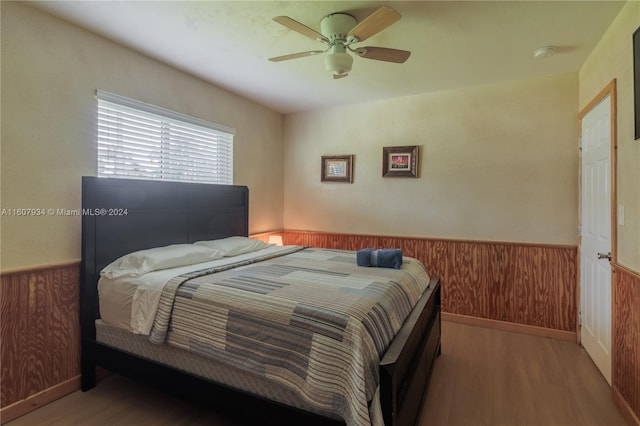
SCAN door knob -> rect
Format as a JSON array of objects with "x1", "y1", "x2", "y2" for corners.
[{"x1": 597, "y1": 252, "x2": 612, "y2": 261}]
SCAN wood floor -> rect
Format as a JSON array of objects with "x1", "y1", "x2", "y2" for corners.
[
  {"x1": 419, "y1": 322, "x2": 627, "y2": 426},
  {"x1": 6, "y1": 321, "x2": 627, "y2": 426}
]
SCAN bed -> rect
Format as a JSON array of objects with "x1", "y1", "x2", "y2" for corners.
[{"x1": 80, "y1": 176, "x2": 441, "y2": 426}]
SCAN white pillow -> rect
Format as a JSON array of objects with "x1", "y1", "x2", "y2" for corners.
[
  {"x1": 101, "y1": 244, "x2": 224, "y2": 279},
  {"x1": 194, "y1": 236, "x2": 271, "y2": 257}
]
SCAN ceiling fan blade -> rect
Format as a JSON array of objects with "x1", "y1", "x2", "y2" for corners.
[
  {"x1": 269, "y1": 50, "x2": 325, "y2": 62},
  {"x1": 273, "y1": 16, "x2": 328, "y2": 43},
  {"x1": 333, "y1": 73, "x2": 349, "y2": 79},
  {"x1": 348, "y1": 6, "x2": 401, "y2": 42},
  {"x1": 357, "y1": 47, "x2": 411, "y2": 63}
]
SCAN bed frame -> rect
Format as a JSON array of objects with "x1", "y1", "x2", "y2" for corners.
[{"x1": 80, "y1": 176, "x2": 441, "y2": 425}]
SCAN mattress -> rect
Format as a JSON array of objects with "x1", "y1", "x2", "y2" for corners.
[
  {"x1": 96, "y1": 246, "x2": 431, "y2": 426},
  {"x1": 96, "y1": 318, "x2": 346, "y2": 421}
]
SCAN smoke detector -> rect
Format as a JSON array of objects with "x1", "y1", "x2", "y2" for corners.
[{"x1": 533, "y1": 46, "x2": 556, "y2": 59}]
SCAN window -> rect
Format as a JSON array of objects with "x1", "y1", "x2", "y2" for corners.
[{"x1": 97, "y1": 90, "x2": 234, "y2": 184}]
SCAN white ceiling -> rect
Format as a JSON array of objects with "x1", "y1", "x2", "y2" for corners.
[{"x1": 29, "y1": 1, "x2": 626, "y2": 114}]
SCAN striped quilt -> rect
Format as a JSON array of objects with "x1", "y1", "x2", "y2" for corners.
[{"x1": 149, "y1": 247, "x2": 430, "y2": 426}]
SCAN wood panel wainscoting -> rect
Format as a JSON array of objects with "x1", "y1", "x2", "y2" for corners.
[
  {"x1": 0, "y1": 262, "x2": 81, "y2": 423},
  {"x1": 612, "y1": 263, "x2": 640, "y2": 426},
  {"x1": 0, "y1": 231, "x2": 580, "y2": 424},
  {"x1": 283, "y1": 231, "x2": 578, "y2": 340}
]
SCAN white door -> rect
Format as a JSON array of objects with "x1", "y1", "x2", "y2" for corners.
[{"x1": 580, "y1": 94, "x2": 612, "y2": 384}]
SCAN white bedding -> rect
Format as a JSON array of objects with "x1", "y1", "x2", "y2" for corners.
[{"x1": 98, "y1": 245, "x2": 297, "y2": 334}]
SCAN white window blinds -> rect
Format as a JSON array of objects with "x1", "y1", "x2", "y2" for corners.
[{"x1": 97, "y1": 90, "x2": 234, "y2": 184}]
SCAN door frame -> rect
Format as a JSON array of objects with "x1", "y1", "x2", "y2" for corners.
[{"x1": 576, "y1": 79, "x2": 618, "y2": 353}]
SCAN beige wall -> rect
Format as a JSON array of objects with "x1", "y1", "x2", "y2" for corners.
[
  {"x1": 0, "y1": 2, "x2": 284, "y2": 270},
  {"x1": 283, "y1": 73, "x2": 579, "y2": 245},
  {"x1": 9, "y1": 0, "x2": 630, "y2": 269},
  {"x1": 579, "y1": 0, "x2": 640, "y2": 272}
]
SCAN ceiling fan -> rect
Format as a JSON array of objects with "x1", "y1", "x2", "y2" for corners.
[{"x1": 269, "y1": 6, "x2": 411, "y2": 79}]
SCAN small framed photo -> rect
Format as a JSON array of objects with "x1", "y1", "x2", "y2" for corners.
[
  {"x1": 321, "y1": 155, "x2": 353, "y2": 183},
  {"x1": 634, "y1": 26, "x2": 640, "y2": 140},
  {"x1": 382, "y1": 145, "x2": 418, "y2": 177}
]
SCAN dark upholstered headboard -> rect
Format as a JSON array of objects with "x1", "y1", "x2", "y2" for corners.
[{"x1": 80, "y1": 176, "x2": 249, "y2": 337}]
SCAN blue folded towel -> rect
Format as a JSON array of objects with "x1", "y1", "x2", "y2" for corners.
[
  {"x1": 356, "y1": 248, "x2": 403, "y2": 269},
  {"x1": 357, "y1": 248, "x2": 374, "y2": 266}
]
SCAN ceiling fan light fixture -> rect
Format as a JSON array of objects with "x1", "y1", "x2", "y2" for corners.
[{"x1": 324, "y1": 45, "x2": 353, "y2": 76}]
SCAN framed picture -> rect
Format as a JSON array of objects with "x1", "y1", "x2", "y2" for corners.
[
  {"x1": 382, "y1": 145, "x2": 418, "y2": 177},
  {"x1": 321, "y1": 154, "x2": 353, "y2": 183},
  {"x1": 634, "y1": 26, "x2": 640, "y2": 140}
]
